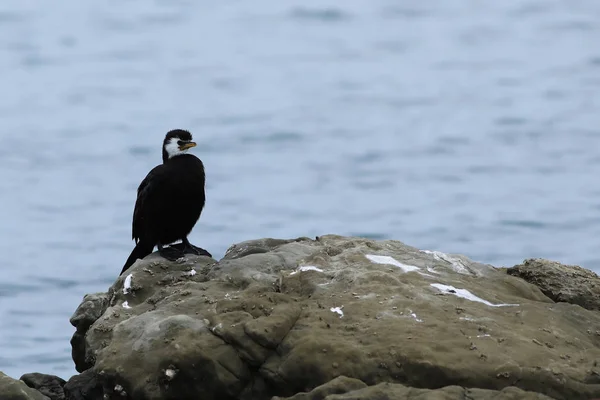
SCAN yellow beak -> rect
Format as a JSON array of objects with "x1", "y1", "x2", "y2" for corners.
[{"x1": 180, "y1": 141, "x2": 197, "y2": 150}]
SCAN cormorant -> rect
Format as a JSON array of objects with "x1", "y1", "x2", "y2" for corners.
[{"x1": 120, "y1": 129, "x2": 211, "y2": 275}]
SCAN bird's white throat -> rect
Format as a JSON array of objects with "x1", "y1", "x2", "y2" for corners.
[{"x1": 164, "y1": 137, "x2": 191, "y2": 159}]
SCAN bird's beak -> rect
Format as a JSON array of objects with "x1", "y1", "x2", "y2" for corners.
[{"x1": 180, "y1": 141, "x2": 197, "y2": 150}]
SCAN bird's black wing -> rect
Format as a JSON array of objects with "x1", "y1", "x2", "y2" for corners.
[{"x1": 132, "y1": 164, "x2": 169, "y2": 243}]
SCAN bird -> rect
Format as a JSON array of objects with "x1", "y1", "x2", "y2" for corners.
[{"x1": 120, "y1": 129, "x2": 211, "y2": 275}]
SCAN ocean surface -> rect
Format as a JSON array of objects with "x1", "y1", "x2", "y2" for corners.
[{"x1": 1, "y1": 0, "x2": 599, "y2": 381}]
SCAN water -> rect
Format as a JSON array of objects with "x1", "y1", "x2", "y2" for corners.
[{"x1": 0, "y1": 0, "x2": 599, "y2": 380}]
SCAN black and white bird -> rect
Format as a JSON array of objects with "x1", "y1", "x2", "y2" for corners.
[{"x1": 120, "y1": 129, "x2": 211, "y2": 275}]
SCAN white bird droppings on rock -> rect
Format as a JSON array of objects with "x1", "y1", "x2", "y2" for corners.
[
  {"x1": 290, "y1": 265, "x2": 324, "y2": 275},
  {"x1": 187, "y1": 268, "x2": 197, "y2": 276},
  {"x1": 421, "y1": 250, "x2": 469, "y2": 274},
  {"x1": 330, "y1": 306, "x2": 344, "y2": 318},
  {"x1": 165, "y1": 368, "x2": 177, "y2": 380},
  {"x1": 122, "y1": 301, "x2": 131, "y2": 309},
  {"x1": 409, "y1": 309, "x2": 423, "y2": 322},
  {"x1": 123, "y1": 273, "x2": 133, "y2": 294},
  {"x1": 430, "y1": 283, "x2": 519, "y2": 307},
  {"x1": 114, "y1": 384, "x2": 126, "y2": 396},
  {"x1": 365, "y1": 255, "x2": 420, "y2": 272}
]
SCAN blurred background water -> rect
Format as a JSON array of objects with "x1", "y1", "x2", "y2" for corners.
[{"x1": 1, "y1": 0, "x2": 599, "y2": 380}]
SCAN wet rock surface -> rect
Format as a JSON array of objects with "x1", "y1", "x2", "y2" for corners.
[{"x1": 7, "y1": 235, "x2": 600, "y2": 400}]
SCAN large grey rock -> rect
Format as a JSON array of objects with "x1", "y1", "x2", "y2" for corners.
[
  {"x1": 20, "y1": 373, "x2": 65, "y2": 400},
  {"x1": 507, "y1": 258, "x2": 600, "y2": 311},
  {"x1": 273, "y1": 376, "x2": 554, "y2": 400},
  {"x1": 70, "y1": 235, "x2": 600, "y2": 400},
  {"x1": 0, "y1": 372, "x2": 49, "y2": 400}
]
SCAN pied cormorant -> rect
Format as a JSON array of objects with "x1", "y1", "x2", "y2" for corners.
[{"x1": 121, "y1": 129, "x2": 211, "y2": 274}]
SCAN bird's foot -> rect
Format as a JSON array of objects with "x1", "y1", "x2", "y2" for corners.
[
  {"x1": 182, "y1": 243, "x2": 212, "y2": 258},
  {"x1": 158, "y1": 246, "x2": 186, "y2": 262},
  {"x1": 179, "y1": 239, "x2": 212, "y2": 258}
]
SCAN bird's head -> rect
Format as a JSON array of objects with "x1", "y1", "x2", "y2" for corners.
[{"x1": 162, "y1": 129, "x2": 197, "y2": 163}]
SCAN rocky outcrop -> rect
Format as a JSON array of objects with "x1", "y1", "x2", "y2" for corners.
[
  {"x1": 507, "y1": 258, "x2": 600, "y2": 311},
  {"x1": 6, "y1": 235, "x2": 600, "y2": 400},
  {"x1": 0, "y1": 372, "x2": 50, "y2": 400},
  {"x1": 60, "y1": 235, "x2": 600, "y2": 400}
]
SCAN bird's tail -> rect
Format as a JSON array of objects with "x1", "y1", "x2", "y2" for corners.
[{"x1": 121, "y1": 241, "x2": 154, "y2": 275}]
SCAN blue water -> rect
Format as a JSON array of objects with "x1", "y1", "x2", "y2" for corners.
[{"x1": 1, "y1": 0, "x2": 599, "y2": 380}]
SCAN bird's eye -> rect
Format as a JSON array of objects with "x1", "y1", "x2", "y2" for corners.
[{"x1": 177, "y1": 140, "x2": 183, "y2": 145}]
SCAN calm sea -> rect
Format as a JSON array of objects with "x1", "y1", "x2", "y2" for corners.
[{"x1": 1, "y1": 0, "x2": 599, "y2": 380}]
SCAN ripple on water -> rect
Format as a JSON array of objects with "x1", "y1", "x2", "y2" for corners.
[
  {"x1": 22, "y1": 353, "x2": 73, "y2": 367},
  {"x1": 438, "y1": 136, "x2": 471, "y2": 146},
  {"x1": 494, "y1": 116, "x2": 528, "y2": 126},
  {"x1": 352, "y1": 151, "x2": 384, "y2": 164},
  {"x1": 508, "y1": 2, "x2": 551, "y2": 17},
  {"x1": 374, "y1": 40, "x2": 409, "y2": 55},
  {"x1": 128, "y1": 146, "x2": 153, "y2": 156},
  {"x1": 194, "y1": 113, "x2": 274, "y2": 128},
  {"x1": 28, "y1": 277, "x2": 79, "y2": 290},
  {"x1": 239, "y1": 131, "x2": 304, "y2": 145},
  {"x1": 466, "y1": 165, "x2": 520, "y2": 175},
  {"x1": 0, "y1": 357, "x2": 15, "y2": 368},
  {"x1": 545, "y1": 20, "x2": 595, "y2": 32},
  {"x1": 380, "y1": 6, "x2": 431, "y2": 19},
  {"x1": 0, "y1": 283, "x2": 43, "y2": 298},
  {"x1": 353, "y1": 179, "x2": 394, "y2": 190},
  {"x1": 140, "y1": 12, "x2": 185, "y2": 26},
  {"x1": 20, "y1": 54, "x2": 59, "y2": 68},
  {"x1": 289, "y1": 7, "x2": 351, "y2": 22},
  {"x1": 0, "y1": 11, "x2": 27, "y2": 23},
  {"x1": 499, "y1": 219, "x2": 548, "y2": 230}
]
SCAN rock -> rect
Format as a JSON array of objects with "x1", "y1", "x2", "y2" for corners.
[
  {"x1": 507, "y1": 258, "x2": 600, "y2": 311},
  {"x1": 20, "y1": 373, "x2": 66, "y2": 400},
  {"x1": 63, "y1": 370, "x2": 102, "y2": 400},
  {"x1": 70, "y1": 293, "x2": 110, "y2": 332},
  {"x1": 70, "y1": 235, "x2": 600, "y2": 400},
  {"x1": 273, "y1": 378, "x2": 554, "y2": 400},
  {"x1": 69, "y1": 293, "x2": 110, "y2": 372},
  {"x1": 0, "y1": 371, "x2": 49, "y2": 400}
]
